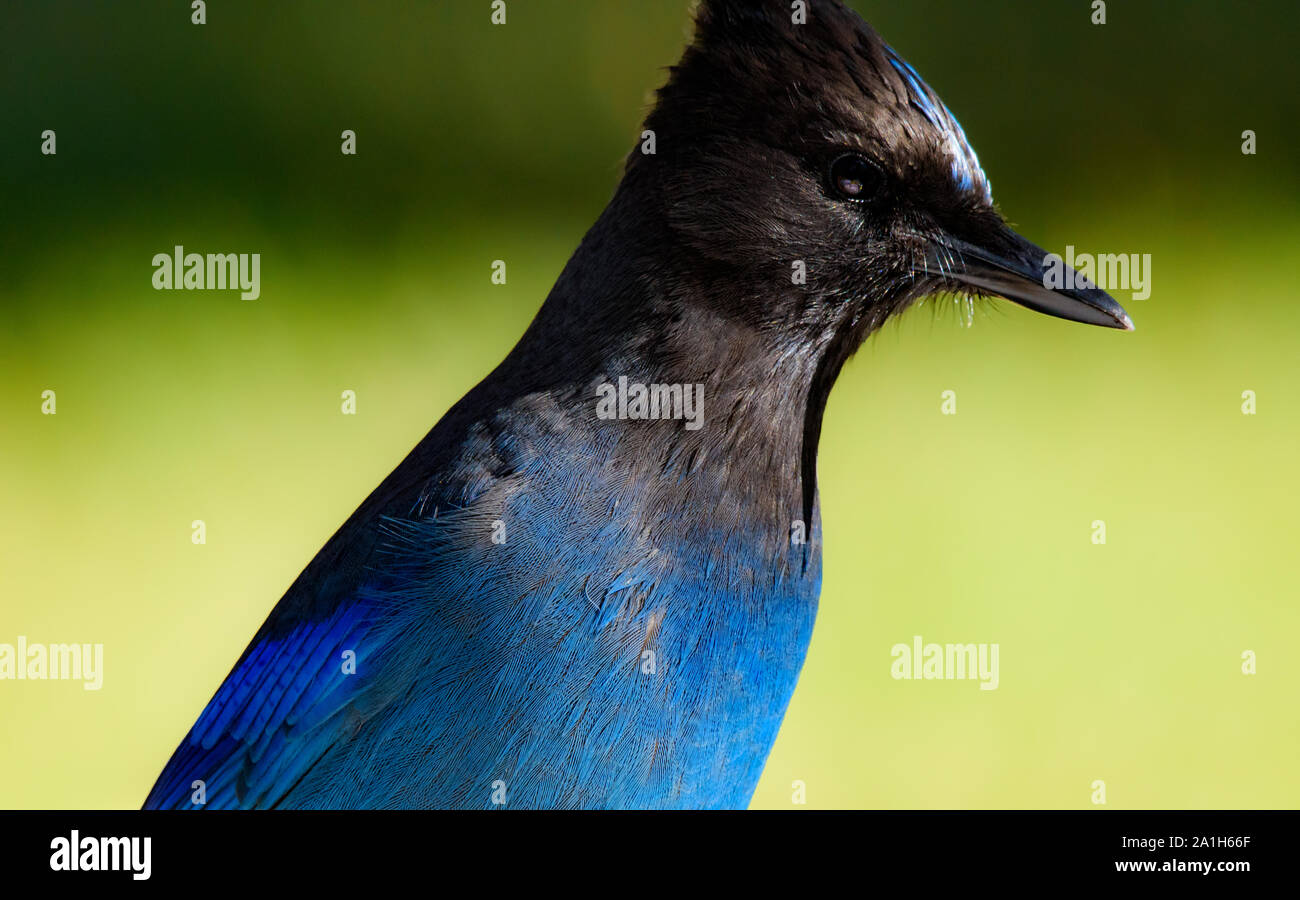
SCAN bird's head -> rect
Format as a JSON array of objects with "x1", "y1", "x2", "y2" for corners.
[{"x1": 630, "y1": 0, "x2": 1132, "y2": 352}]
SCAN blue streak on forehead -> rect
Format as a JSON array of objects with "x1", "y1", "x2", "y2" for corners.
[{"x1": 884, "y1": 46, "x2": 992, "y2": 202}]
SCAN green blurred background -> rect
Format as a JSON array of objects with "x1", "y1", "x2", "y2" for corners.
[{"x1": 2, "y1": 0, "x2": 1297, "y2": 809}]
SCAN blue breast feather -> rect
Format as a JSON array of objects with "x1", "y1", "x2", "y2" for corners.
[{"x1": 145, "y1": 430, "x2": 821, "y2": 809}]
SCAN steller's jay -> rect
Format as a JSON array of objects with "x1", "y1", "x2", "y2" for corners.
[{"x1": 145, "y1": 0, "x2": 1131, "y2": 810}]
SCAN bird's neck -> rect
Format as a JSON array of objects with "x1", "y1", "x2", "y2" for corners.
[{"x1": 492, "y1": 178, "x2": 843, "y2": 538}]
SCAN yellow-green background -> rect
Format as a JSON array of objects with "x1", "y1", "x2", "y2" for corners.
[{"x1": 1, "y1": 1, "x2": 1296, "y2": 808}]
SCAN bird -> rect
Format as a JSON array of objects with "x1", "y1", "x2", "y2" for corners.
[{"x1": 144, "y1": 0, "x2": 1131, "y2": 810}]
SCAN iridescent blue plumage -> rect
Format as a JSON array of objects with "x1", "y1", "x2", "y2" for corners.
[{"x1": 883, "y1": 46, "x2": 992, "y2": 201}]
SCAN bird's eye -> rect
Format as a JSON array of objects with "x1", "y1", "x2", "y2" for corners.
[{"x1": 828, "y1": 154, "x2": 884, "y2": 201}]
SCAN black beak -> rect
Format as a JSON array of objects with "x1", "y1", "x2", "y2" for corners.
[{"x1": 924, "y1": 224, "x2": 1134, "y2": 331}]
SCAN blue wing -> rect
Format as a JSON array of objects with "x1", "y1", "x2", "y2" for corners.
[{"x1": 143, "y1": 596, "x2": 380, "y2": 809}]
